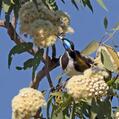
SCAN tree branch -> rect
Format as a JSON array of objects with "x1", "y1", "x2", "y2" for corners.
[
  {"x1": 0, "y1": 19, "x2": 60, "y2": 89},
  {"x1": 0, "y1": 20, "x2": 35, "y2": 55},
  {"x1": 30, "y1": 58, "x2": 59, "y2": 89},
  {"x1": 45, "y1": 48, "x2": 54, "y2": 90}
]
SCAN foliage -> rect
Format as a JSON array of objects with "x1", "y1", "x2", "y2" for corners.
[{"x1": 0, "y1": 0, "x2": 119, "y2": 119}]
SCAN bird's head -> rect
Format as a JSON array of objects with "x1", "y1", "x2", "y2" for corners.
[{"x1": 62, "y1": 38, "x2": 74, "y2": 51}]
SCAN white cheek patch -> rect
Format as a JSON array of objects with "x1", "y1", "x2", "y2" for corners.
[{"x1": 64, "y1": 52, "x2": 82, "y2": 76}]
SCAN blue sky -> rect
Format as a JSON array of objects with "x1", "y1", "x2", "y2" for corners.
[{"x1": 0, "y1": 1, "x2": 119, "y2": 118}]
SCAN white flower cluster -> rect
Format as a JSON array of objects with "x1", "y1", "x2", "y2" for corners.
[
  {"x1": 115, "y1": 111, "x2": 119, "y2": 119},
  {"x1": 12, "y1": 88, "x2": 46, "y2": 119},
  {"x1": 19, "y1": 0, "x2": 73, "y2": 47},
  {"x1": 65, "y1": 67, "x2": 109, "y2": 100},
  {"x1": 84, "y1": 66, "x2": 110, "y2": 79}
]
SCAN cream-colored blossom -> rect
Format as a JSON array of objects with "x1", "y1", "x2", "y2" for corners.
[
  {"x1": 19, "y1": 0, "x2": 72, "y2": 47},
  {"x1": 84, "y1": 66, "x2": 110, "y2": 79},
  {"x1": 19, "y1": 1, "x2": 40, "y2": 33},
  {"x1": 34, "y1": 35, "x2": 57, "y2": 47},
  {"x1": 115, "y1": 111, "x2": 119, "y2": 119},
  {"x1": 30, "y1": 19, "x2": 57, "y2": 47},
  {"x1": 12, "y1": 88, "x2": 46, "y2": 119},
  {"x1": 66, "y1": 71, "x2": 109, "y2": 100}
]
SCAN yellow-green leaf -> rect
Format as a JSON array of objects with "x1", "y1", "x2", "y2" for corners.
[
  {"x1": 96, "y1": 0, "x2": 108, "y2": 11},
  {"x1": 81, "y1": 41, "x2": 99, "y2": 55},
  {"x1": 99, "y1": 45, "x2": 119, "y2": 72},
  {"x1": 113, "y1": 22, "x2": 119, "y2": 31}
]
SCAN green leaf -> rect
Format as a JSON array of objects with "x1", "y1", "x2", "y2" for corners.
[
  {"x1": 2, "y1": 2, "x2": 10, "y2": 12},
  {"x1": 13, "y1": 0, "x2": 20, "y2": 23},
  {"x1": 112, "y1": 78, "x2": 119, "y2": 90},
  {"x1": 43, "y1": 0, "x2": 58, "y2": 11},
  {"x1": 2, "y1": 1, "x2": 15, "y2": 26},
  {"x1": 0, "y1": 0, "x2": 2, "y2": 15},
  {"x1": 100, "y1": 45, "x2": 119, "y2": 72},
  {"x1": 104, "y1": 16, "x2": 108, "y2": 29},
  {"x1": 23, "y1": 58, "x2": 34, "y2": 70},
  {"x1": 107, "y1": 78, "x2": 116, "y2": 87},
  {"x1": 16, "y1": 66, "x2": 23, "y2": 70},
  {"x1": 85, "y1": 0, "x2": 93, "y2": 12},
  {"x1": 32, "y1": 49, "x2": 44, "y2": 79},
  {"x1": 8, "y1": 42, "x2": 33, "y2": 69},
  {"x1": 65, "y1": 115, "x2": 70, "y2": 119},
  {"x1": 47, "y1": 96, "x2": 54, "y2": 119},
  {"x1": 70, "y1": 101, "x2": 75, "y2": 119},
  {"x1": 82, "y1": 0, "x2": 86, "y2": 6},
  {"x1": 100, "y1": 49, "x2": 115, "y2": 72},
  {"x1": 15, "y1": 58, "x2": 34, "y2": 71},
  {"x1": 61, "y1": 0, "x2": 65, "y2": 3},
  {"x1": 96, "y1": 99, "x2": 112, "y2": 119},
  {"x1": 81, "y1": 40, "x2": 99, "y2": 55},
  {"x1": 96, "y1": 0, "x2": 108, "y2": 11},
  {"x1": 52, "y1": 111, "x2": 64, "y2": 119},
  {"x1": 82, "y1": 0, "x2": 93, "y2": 12},
  {"x1": 113, "y1": 22, "x2": 119, "y2": 31},
  {"x1": 91, "y1": 98, "x2": 112, "y2": 119},
  {"x1": 10, "y1": 0, "x2": 15, "y2": 4},
  {"x1": 71, "y1": 0, "x2": 79, "y2": 10}
]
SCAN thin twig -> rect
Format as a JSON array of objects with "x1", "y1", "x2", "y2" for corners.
[
  {"x1": 11, "y1": 16, "x2": 17, "y2": 28},
  {"x1": 45, "y1": 48, "x2": 54, "y2": 90},
  {"x1": 52, "y1": 44, "x2": 56, "y2": 58},
  {"x1": 30, "y1": 58, "x2": 59, "y2": 89}
]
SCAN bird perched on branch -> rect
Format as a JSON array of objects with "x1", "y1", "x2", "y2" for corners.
[{"x1": 60, "y1": 38, "x2": 94, "y2": 77}]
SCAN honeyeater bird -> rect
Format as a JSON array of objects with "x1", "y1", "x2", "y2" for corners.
[{"x1": 60, "y1": 38, "x2": 94, "y2": 77}]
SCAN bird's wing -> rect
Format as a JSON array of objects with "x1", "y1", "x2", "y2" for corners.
[{"x1": 74, "y1": 51, "x2": 93, "y2": 72}]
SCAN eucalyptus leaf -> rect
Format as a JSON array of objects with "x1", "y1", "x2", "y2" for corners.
[
  {"x1": 43, "y1": 0, "x2": 58, "y2": 11},
  {"x1": 82, "y1": 0, "x2": 86, "y2": 6},
  {"x1": 65, "y1": 115, "x2": 70, "y2": 119},
  {"x1": 61, "y1": 0, "x2": 65, "y2": 4},
  {"x1": 47, "y1": 96, "x2": 54, "y2": 119},
  {"x1": 100, "y1": 49, "x2": 115, "y2": 72},
  {"x1": 96, "y1": 99, "x2": 112, "y2": 119},
  {"x1": 83, "y1": 0, "x2": 93, "y2": 12},
  {"x1": 13, "y1": 0, "x2": 20, "y2": 23},
  {"x1": 104, "y1": 16, "x2": 108, "y2": 29},
  {"x1": 2, "y1": 2, "x2": 10, "y2": 12},
  {"x1": 71, "y1": 0, "x2": 79, "y2": 10},
  {"x1": 70, "y1": 101, "x2": 75, "y2": 119},
  {"x1": 0, "y1": 0, "x2": 2, "y2": 15},
  {"x1": 10, "y1": 0, "x2": 15, "y2": 4},
  {"x1": 16, "y1": 66, "x2": 23, "y2": 70},
  {"x1": 52, "y1": 110, "x2": 64, "y2": 119},
  {"x1": 112, "y1": 78, "x2": 119, "y2": 90},
  {"x1": 8, "y1": 42, "x2": 33, "y2": 69},
  {"x1": 90, "y1": 98, "x2": 113, "y2": 119},
  {"x1": 2, "y1": 0, "x2": 15, "y2": 26},
  {"x1": 23, "y1": 58, "x2": 34, "y2": 70},
  {"x1": 113, "y1": 22, "x2": 119, "y2": 31},
  {"x1": 96, "y1": 0, "x2": 108, "y2": 11},
  {"x1": 100, "y1": 45, "x2": 119, "y2": 72},
  {"x1": 81, "y1": 40, "x2": 99, "y2": 55}
]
